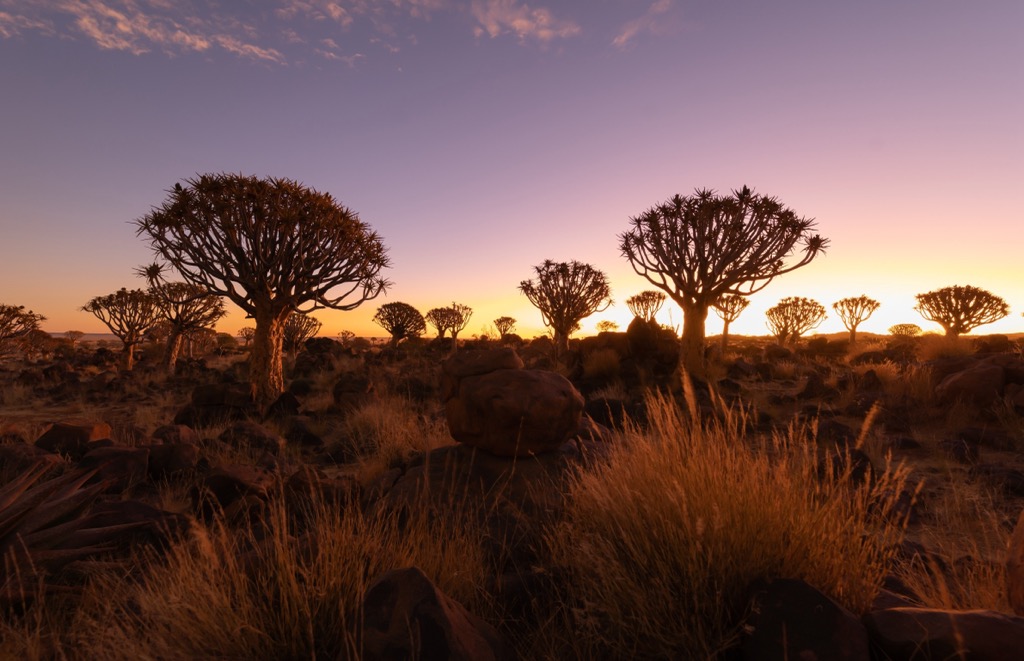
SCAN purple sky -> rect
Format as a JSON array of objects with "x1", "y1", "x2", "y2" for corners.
[{"x1": 1, "y1": 0, "x2": 1022, "y2": 339}]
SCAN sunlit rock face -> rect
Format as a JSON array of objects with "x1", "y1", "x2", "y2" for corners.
[{"x1": 441, "y1": 348, "x2": 583, "y2": 457}]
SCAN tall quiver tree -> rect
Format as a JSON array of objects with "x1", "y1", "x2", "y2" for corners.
[
  {"x1": 82, "y1": 288, "x2": 160, "y2": 370},
  {"x1": 373, "y1": 302, "x2": 426, "y2": 346},
  {"x1": 832, "y1": 295, "x2": 879, "y2": 344},
  {"x1": 620, "y1": 186, "x2": 827, "y2": 377},
  {"x1": 914, "y1": 285, "x2": 1009, "y2": 337},
  {"x1": 519, "y1": 260, "x2": 612, "y2": 359},
  {"x1": 765, "y1": 297, "x2": 826, "y2": 346},
  {"x1": 625, "y1": 290, "x2": 666, "y2": 322},
  {"x1": 135, "y1": 174, "x2": 390, "y2": 410},
  {"x1": 146, "y1": 280, "x2": 226, "y2": 373},
  {"x1": 712, "y1": 294, "x2": 750, "y2": 353}
]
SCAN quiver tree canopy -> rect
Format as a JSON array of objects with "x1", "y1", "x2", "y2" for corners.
[
  {"x1": 0, "y1": 305, "x2": 46, "y2": 357},
  {"x1": 620, "y1": 186, "x2": 826, "y2": 376},
  {"x1": 832, "y1": 295, "x2": 880, "y2": 344},
  {"x1": 765, "y1": 296, "x2": 826, "y2": 345},
  {"x1": 626, "y1": 290, "x2": 666, "y2": 322},
  {"x1": 134, "y1": 173, "x2": 390, "y2": 409},
  {"x1": 373, "y1": 302, "x2": 426, "y2": 346},
  {"x1": 914, "y1": 285, "x2": 1009, "y2": 337},
  {"x1": 82, "y1": 288, "x2": 160, "y2": 370},
  {"x1": 519, "y1": 260, "x2": 611, "y2": 357}
]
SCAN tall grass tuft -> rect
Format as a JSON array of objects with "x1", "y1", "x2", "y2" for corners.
[
  {"x1": 74, "y1": 488, "x2": 490, "y2": 660},
  {"x1": 544, "y1": 391, "x2": 913, "y2": 658}
]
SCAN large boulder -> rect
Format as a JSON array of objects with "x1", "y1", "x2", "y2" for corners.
[
  {"x1": 863, "y1": 607, "x2": 1024, "y2": 660},
  {"x1": 78, "y1": 446, "x2": 151, "y2": 491},
  {"x1": 218, "y1": 421, "x2": 285, "y2": 455},
  {"x1": 935, "y1": 364, "x2": 1005, "y2": 407},
  {"x1": 440, "y1": 348, "x2": 524, "y2": 401},
  {"x1": 446, "y1": 368, "x2": 584, "y2": 457},
  {"x1": 362, "y1": 566, "x2": 510, "y2": 661},
  {"x1": 35, "y1": 421, "x2": 112, "y2": 459}
]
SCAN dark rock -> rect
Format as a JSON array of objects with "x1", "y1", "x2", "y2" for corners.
[
  {"x1": 192, "y1": 464, "x2": 273, "y2": 519},
  {"x1": 971, "y1": 464, "x2": 1024, "y2": 497},
  {"x1": 150, "y1": 424, "x2": 200, "y2": 446},
  {"x1": 864, "y1": 607, "x2": 1024, "y2": 660},
  {"x1": 1008, "y1": 508, "x2": 1024, "y2": 616},
  {"x1": 35, "y1": 422, "x2": 112, "y2": 460},
  {"x1": 78, "y1": 446, "x2": 151, "y2": 491},
  {"x1": 218, "y1": 421, "x2": 285, "y2": 455},
  {"x1": 281, "y1": 415, "x2": 325, "y2": 448},
  {"x1": 936, "y1": 364, "x2": 1005, "y2": 407},
  {"x1": 145, "y1": 442, "x2": 200, "y2": 478},
  {"x1": 939, "y1": 437, "x2": 980, "y2": 465}
]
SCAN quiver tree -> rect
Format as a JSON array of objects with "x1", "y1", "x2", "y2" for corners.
[
  {"x1": 712, "y1": 294, "x2": 750, "y2": 353},
  {"x1": 832, "y1": 295, "x2": 880, "y2": 344},
  {"x1": 765, "y1": 297, "x2": 826, "y2": 346},
  {"x1": 147, "y1": 281, "x2": 226, "y2": 372},
  {"x1": 620, "y1": 186, "x2": 827, "y2": 377},
  {"x1": 64, "y1": 330, "x2": 84, "y2": 348},
  {"x1": 283, "y1": 312, "x2": 322, "y2": 355},
  {"x1": 82, "y1": 288, "x2": 160, "y2": 370},
  {"x1": 493, "y1": 316, "x2": 517, "y2": 338},
  {"x1": 914, "y1": 285, "x2": 1009, "y2": 337},
  {"x1": 888, "y1": 323, "x2": 922, "y2": 337},
  {"x1": 519, "y1": 260, "x2": 612, "y2": 358},
  {"x1": 0, "y1": 304, "x2": 46, "y2": 358},
  {"x1": 596, "y1": 320, "x2": 619, "y2": 333},
  {"x1": 625, "y1": 290, "x2": 666, "y2": 322},
  {"x1": 373, "y1": 302, "x2": 426, "y2": 346},
  {"x1": 425, "y1": 307, "x2": 454, "y2": 339},
  {"x1": 445, "y1": 302, "x2": 472, "y2": 349},
  {"x1": 238, "y1": 327, "x2": 256, "y2": 346},
  {"x1": 134, "y1": 174, "x2": 390, "y2": 410}
]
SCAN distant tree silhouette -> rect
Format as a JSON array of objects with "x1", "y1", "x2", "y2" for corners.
[
  {"x1": 373, "y1": 302, "x2": 426, "y2": 346},
  {"x1": 82, "y1": 288, "x2": 160, "y2": 370},
  {"x1": 620, "y1": 187, "x2": 827, "y2": 376},
  {"x1": 712, "y1": 294, "x2": 750, "y2": 353},
  {"x1": 238, "y1": 326, "x2": 256, "y2": 347},
  {"x1": 0, "y1": 305, "x2": 46, "y2": 358},
  {"x1": 134, "y1": 174, "x2": 389, "y2": 410},
  {"x1": 596, "y1": 320, "x2": 619, "y2": 333},
  {"x1": 493, "y1": 316, "x2": 517, "y2": 338},
  {"x1": 832, "y1": 295, "x2": 880, "y2": 344},
  {"x1": 283, "y1": 312, "x2": 322, "y2": 355},
  {"x1": 64, "y1": 330, "x2": 84, "y2": 348},
  {"x1": 425, "y1": 307, "x2": 454, "y2": 339},
  {"x1": 625, "y1": 290, "x2": 666, "y2": 322},
  {"x1": 914, "y1": 285, "x2": 1009, "y2": 337},
  {"x1": 148, "y1": 281, "x2": 226, "y2": 372},
  {"x1": 446, "y1": 303, "x2": 472, "y2": 348},
  {"x1": 888, "y1": 323, "x2": 922, "y2": 337},
  {"x1": 765, "y1": 297, "x2": 826, "y2": 346},
  {"x1": 519, "y1": 260, "x2": 612, "y2": 358}
]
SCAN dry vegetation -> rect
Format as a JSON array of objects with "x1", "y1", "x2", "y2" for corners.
[{"x1": 1, "y1": 331, "x2": 1022, "y2": 658}]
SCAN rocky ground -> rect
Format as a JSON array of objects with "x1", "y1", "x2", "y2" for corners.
[{"x1": 1, "y1": 328, "x2": 1023, "y2": 659}]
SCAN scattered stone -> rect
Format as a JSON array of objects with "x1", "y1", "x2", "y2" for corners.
[
  {"x1": 218, "y1": 421, "x2": 285, "y2": 455},
  {"x1": 362, "y1": 566, "x2": 510, "y2": 661},
  {"x1": 78, "y1": 446, "x2": 150, "y2": 490},
  {"x1": 864, "y1": 607, "x2": 1024, "y2": 661},
  {"x1": 935, "y1": 364, "x2": 1005, "y2": 407},
  {"x1": 150, "y1": 424, "x2": 200, "y2": 446},
  {"x1": 145, "y1": 442, "x2": 200, "y2": 478},
  {"x1": 35, "y1": 422, "x2": 112, "y2": 460}
]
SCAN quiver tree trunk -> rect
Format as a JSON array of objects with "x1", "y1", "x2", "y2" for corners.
[
  {"x1": 162, "y1": 329, "x2": 184, "y2": 374},
  {"x1": 122, "y1": 343, "x2": 137, "y2": 371},
  {"x1": 250, "y1": 309, "x2": 288, "y2": 411},
  {"x1": 720, "y1": 320, "x2": 732, "y2": 353},
  {"x1": 680, "y1": 303, "x2": 709, "y2": 379}
]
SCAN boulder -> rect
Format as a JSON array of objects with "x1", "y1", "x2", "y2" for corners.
[
  {"x1": 742, "y1": 578, "x2": 869, "y2": 661},
  {"x1": 150, "y1": 424, "x2": 200, "y2": 446},
  {"x1": 864, "y1": 607, "x2": 1024, "y2": 660},
  {"x1": 192, "y1": 464, "x2": 273, "y2": 519},
  {"x1": 145, "y1": 442, "x2": 200, "y2": 478},
  {"x1": 35, "y1": 421, "x2": 113, "y2": 459},
  {"x1": 78, "y1": 446, "x2": 151, "y2": 490},
  {"x1": 362, "y1": 566, "x2": 510, "y2": 661},
  {"x1": 1008, "y1": 508, "x2": 1024, "y2": 616},
  {"x1": 445, "y1": 369, "x2": 584, "y2": 457},
  {"x1": 936, "y1": 364, "x2": 1005, "y2": 407},
  {"x1": 440, "y1": 348, "x2": 524, "y2": 400},
  {"x1": 0, "y1": 443, "x2": 66, "y2": 472},
  {"x1": 218, "y1": 421, "x2": 285, "y2": 455}
]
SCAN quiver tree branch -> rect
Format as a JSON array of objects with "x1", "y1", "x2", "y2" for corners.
[
  {"x1": 625, "y1": 290, "x2": 666, "y2": 322},
  {"x1": 765, "y1": 297, "x2": 826, "y2": 346}
]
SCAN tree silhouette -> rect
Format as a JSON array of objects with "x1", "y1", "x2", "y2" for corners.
[
  {"x1": 596, "y1": 320, "x2": 619, "y2": 333},
  {"x1": 625, "y1": 290, "x2": 666, "y2": 322},
  {"x1": 914, "y1": 285, "x2": 1009, "y2": 337},
  {"x1": 620, "y1": 186, "x2": 826, "y2": 376},
  {"x1": 446, "y1": 302, "x2": 472, "y2": 349},
  {"x1": 134, "y1": 174, "x2": 389, "y2": 409},
  {"x1": 493, "y1": 316, "x2": 517, "y2": 338},
  {"x1": 0, "y1": 305, "x2": 46, "y2": 358},
  {"x1": 149, "y1": 281, "x2": 226, "y2": 372},
  {"x1": 82, "y1": 288, "x2": 160, "y2": 370},
  {"x1": 373, "y1": 302, "x2": 426, "y2": 346},
  {"x1": 238, "y1": 327, "x2": 256, "y2": 346},
  {"x1": 425, "y1": 307, "x2": 453, "y2": 339},
  {"x1": 832, "y1": 295, "x2": 880, "y2": 344},
  {"x1": 712, "y1": 294, "x2": 750, "y2": 353},
  {"x1": 283, "y1": 312, "x2": 322, "y2": 355},
  {"x1": 765, "y1": 297, "x2": 826, "y2": 346},
  {"x1": 519, "y1": 260, "x2": 612, "y2": 358},
  {"x1": 64, "y1": 330, "x2": 84, "y2": 348},
  {"x1": 888, "y1": 323, "x2": 922, "y2": 337}
]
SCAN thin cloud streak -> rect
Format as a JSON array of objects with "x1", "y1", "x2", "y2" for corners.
[
  {"x1": 470, "y1": 0, "x2": 581, "y2": 43},
  {"x1": 613, "y1": 0, "x2": 673, "y2": 49}
]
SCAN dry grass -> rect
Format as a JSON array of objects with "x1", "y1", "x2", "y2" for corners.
[
  {"x1": 541, "y1": 391, "x2": 913, "y2": 659},
  {"x1": 916, "y1": 334, "x2": 974, "y2": 361},
  {"x1": 582, "y1": 348, "x2": 620, "y2": 380}
]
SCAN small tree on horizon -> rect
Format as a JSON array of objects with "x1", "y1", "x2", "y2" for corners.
[
  {"x1": 493, "y1": 316, "x2": 517, "y2": 339},
  {"x1": 596, "y1": 320, "x2": 619, "y2": 333},
  {"x1": 0, "y1": 305, "x2": 46, "y2": 358},
  {"x1": 765, "y1": 297, "x2": 826, "y2": 346},
  {"x1": 620, "y1": 186, "x2": 827, "y2": 377},
  {"x1": 832, "y1": 295, "x2": 880, "y2": 344},
  {"x1": 64, "y1": 330, "x2": 84, "y2": 348},
  {"x1": 373, "y1": 302, "x2": 426, "y2": 346},
  {"x1": 238, "y1": 327, "x2": 256, "y2": 347},
  {"x1": 625, "y1": 290, "x2": 666, "y2": 322},
  {"x1": 914, "y1": 285, "x2": 1009, "y2": 337},
  {"x1": 712, "y1": 294, "x2": 750, "y2": 353},
  {"x1": 888, "y1": 323, "x2": 922, "y2": 337},
  {"x1": 82, "y1": 288, "x2": 160, "y2": 370},
  {"x1": 134, "y1": 174, "x2": 389, "y2": 410},
  {"x1": 519, "y1": 260, "x2": 612, "y2": 359}
]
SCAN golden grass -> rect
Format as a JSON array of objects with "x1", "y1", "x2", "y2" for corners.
[
  {"x1": 542, "y1": 391, "x2": 913, "y2": 659},
  {"x1": 916, "y1": 335, "x2": 974, "y2": 361},
  {"x1": 581, "y1": 348, "x2": 620, "y2": 380}
]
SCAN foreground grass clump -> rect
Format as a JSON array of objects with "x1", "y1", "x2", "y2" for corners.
[
  {"x1": 544, "y1": 391, "x2": 913, "y2": 659},
  {"x1": 50, "y1": 491, "x2": 489, "y2": 660}
]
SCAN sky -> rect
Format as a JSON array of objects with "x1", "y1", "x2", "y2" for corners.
[{"x1": 1, "y1": 0, "x2": 1022, "y2": 341}]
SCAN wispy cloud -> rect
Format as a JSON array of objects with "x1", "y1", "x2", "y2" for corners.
[
  {"x1": 470, "y1": 0, "x2": 580, "y2": 43},
  {"x1": 613, "y1": 0, "x2": 674, "y2": 49}
]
